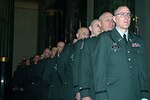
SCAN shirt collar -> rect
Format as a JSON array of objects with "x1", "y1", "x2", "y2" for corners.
[{"x1": 115, "y1": 27, "x2": 128, "y2": 41}]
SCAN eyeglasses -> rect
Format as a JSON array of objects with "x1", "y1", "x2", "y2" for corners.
[{"x1": 115, "y1": 13, "x2": 132, "y2": 18}]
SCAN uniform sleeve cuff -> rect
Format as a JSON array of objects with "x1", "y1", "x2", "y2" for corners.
[
  {"x1": 74, "y1": 86, "x2": 79, "y2": 94},
  {"x1": 142, "y1": 90, "x2": 150, "y2": 99},
  {"x1": 80, "y1": 89, "x2": 91, "y2": 98}
]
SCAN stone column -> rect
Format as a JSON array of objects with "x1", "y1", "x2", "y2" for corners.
[
  {"x1": 65, "y1": 0, "x2": 80, "y2": 43},
  {"x1": 87, "y1": 0, "x2": 94, "y2": 26},
  {"x1": 37, "y1": 0, "x2": 46, "y2": 53},
  {"x1": 0, "y1": 0, "x2": 14, "y2": 100}
]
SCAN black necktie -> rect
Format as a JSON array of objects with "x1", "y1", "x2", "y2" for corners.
[{"x1": 123, "y1": 34, "x2": 127, "y2": 44}]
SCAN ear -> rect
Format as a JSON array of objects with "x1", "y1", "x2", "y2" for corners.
[
  {"x1": 76, "y1": 33, "x2": 78, "y2": 39},
  {"x1": 89, "y1": 26, "x2": 92, "y2": 32},
  {"x1": 113, "y1": 16, "x2": 116, "y2": 23},
  {"x1": 98, "y1": 21, "x2": 101, "y2": 27}
]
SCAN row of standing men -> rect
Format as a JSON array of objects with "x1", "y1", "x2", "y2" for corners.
[
  {"x1": 12, "y1": 41, "x2": 64, "y2": 100},
  {"x1": 12, "y1": 5, "x2": 150, "y2": 100},
  {"x1": 12, "y1": 10, "x2": 111, "y2": 99}
]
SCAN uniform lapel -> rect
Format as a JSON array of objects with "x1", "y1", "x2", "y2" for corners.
[{"x1": 110, "y1": 28, "x2": 125, "y2": 47}]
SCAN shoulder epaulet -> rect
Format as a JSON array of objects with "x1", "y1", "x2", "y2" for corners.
[{"x1": 80, "y1": 40, "x2": 84, "y2": 49}]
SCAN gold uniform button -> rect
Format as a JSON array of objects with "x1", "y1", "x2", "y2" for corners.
[
  {"x1": 128, "y1": 58, "x2": 131, "y2": 61},
  {"x1": 79, "y1": 87, "x2": 82, "y2": 90},
  {"x1": 129, "y1": 66, "x2": 132, "y2": 68},
  {"x1": 107, "y1": 83, "x2": 110, "y2": 85}
]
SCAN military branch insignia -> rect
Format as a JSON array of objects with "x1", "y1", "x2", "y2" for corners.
[{"x1": 111, "y1": 42, "x2": 120, "y2": 52}]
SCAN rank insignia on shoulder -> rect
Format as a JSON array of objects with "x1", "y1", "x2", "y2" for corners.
[
  {"x1": 80, "y1": 41, "x2": 84, "y2": 49},
  {"x1": 111, "y1": 43, "x2": 120, "y2": 51},
  {"x1": 132, "y1": 43, "x2": 141, "y2": 48}
]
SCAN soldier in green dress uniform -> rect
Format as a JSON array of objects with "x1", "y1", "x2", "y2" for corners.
[
  {"x1": 57, "y1": 43, "x2": 75, "y2": 100},
  {"x1": 72, "y1": 27, "x2": 90, "y2": 100},
  {"x1": 43, "y1": 42, "x2": 65, "y2": 100},
  {"x1": 79, "y1": 12, "x2": 115, "y2": 100},
  {"x1": 92, "y1": 6, "x2": 150, "y2": 100}
]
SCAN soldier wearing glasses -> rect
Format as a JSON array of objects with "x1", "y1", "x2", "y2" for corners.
[{"x1": 92, "y1": 6, "x2": 149, "y2": 100}]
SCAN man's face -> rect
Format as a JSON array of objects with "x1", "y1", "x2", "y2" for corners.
[
  {"x1": 57, "y1": 42, "x2": 65, "y2": 54},
  {"x1": 43, "y1": 48, "x2": 51, "y2": 58},
  {"x1": 33, "y1": 55, "x2": 40, "y2": 63},
  {"x1": 91, "y1": 20, "x2": 101, "y2": 36},
  {"x1": 100, "y1": 13, "x2": 115, "y2": 31},
  {"x1": 77, "y1": 28, "x2": 89, "y2": 40},
  {"x1": 113, "y1": 6, "x2": 131, "y2": 30},
  {"x1": 51, "y1": 47, "x2": 57, "y2": 56}
]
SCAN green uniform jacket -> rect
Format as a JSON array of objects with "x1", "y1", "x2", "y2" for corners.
[
  {"x1": 79, "y1": 36, "x2": 99, "y2": 99},
  {"x1": 43, "y1": 57, "x2": 63, "y2": 100},
  {"x1": 93, "y1": 28, "x2": 150, "y2": 100},
  {"x1": 58, "y1": 43, "x2": 75, "y2": 100},
  {"x1": 12, "y1": 65, "x2": 28, "y2": 100},
  {"x1": 72, "y1": 39, "x2": 85, "y2": 94}
]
